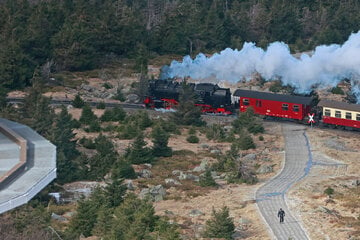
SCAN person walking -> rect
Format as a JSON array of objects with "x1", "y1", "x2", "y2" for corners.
[{"x1": 278, "y1": 208, "x2": 285, "y2": 223}]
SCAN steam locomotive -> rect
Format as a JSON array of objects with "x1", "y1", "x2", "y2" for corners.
[
  {"x1": 144, "y1": 79, "x2": 360, "y2": 130},
  {"x1": 143, "y1": 79, "x2": 233, "y2": 115}
]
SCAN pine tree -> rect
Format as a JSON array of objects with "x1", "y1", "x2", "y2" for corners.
[
  {"x1": 52, "y1": 106, "x2": 80, "y2": 183},
  {"x1": 203, "y1": 206, "x2": 235, "y2": 240},
  {"x1": 112, "y1": 158, "x2": 137, "y2": 179},
  {"x1": 199, "y1": 168, "x2": 217, "y2": 187},
  {"x1": 125, "y1": 132, "x2": 154, "y2": 164},
  {"x1": 151, "y1": 124, "x2": 172, "y2": 157},
  {"x1": 72, "y1": 93, "x2": 85, "y2": 108},
  {"x1": 80, "y1": 104, "x2": 97, "y2": 125},
  {"x1": 108, "y1": 193, "x2": 157, "y2": 240}
]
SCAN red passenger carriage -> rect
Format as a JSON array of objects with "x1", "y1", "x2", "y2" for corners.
[{"x1": 233, "y1": 89, "x2": 313, "y2": 121}]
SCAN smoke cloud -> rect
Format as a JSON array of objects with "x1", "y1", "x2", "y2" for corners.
[{"x1": 164, "y1": 31, "x2": 360, "y2": 103}]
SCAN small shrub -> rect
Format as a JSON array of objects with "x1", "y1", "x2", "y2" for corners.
[
  {"x1": 248, "y1": 123, "x2": 265, "y2": 134},
  {"x1": 188, "y1": 127, "x2": 196, "y2": 135},
  {"x1": 259, "y1": 135, "x2": 264, "y2": 141},
  {"x1": 331, "y1": 86, "x2": 344, "y2": 95},
  {"x1": 324, "y1": 187, "x2": 334, "y2": 196},
  {"x1": 187, "y1": 135, "x2": 199, "y2": 143},
  {"x1": 237, "y1": 134, "x2": 255, "y2": 150}
]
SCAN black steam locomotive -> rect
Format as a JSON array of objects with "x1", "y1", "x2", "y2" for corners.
[{"x1": 143, "y1": 79, "x2": 233, "y2": 115}]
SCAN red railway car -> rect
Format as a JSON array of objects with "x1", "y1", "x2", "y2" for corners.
[
  {"x1": 233, "y1": 89, "x2": 313, "y2": 121},
  {"x1": 318, "y1": 100, "x2": 360, "y2": 129}
]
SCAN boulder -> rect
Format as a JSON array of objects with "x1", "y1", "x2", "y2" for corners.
[
  {"x1": 193, "y1": 158, "x2": 209, "y2": 172},
  {"x1": 210, "y1": 149, "x2": 221, "y2": 154},
  {"x1": 51, "y1": 213, "x2": 67, "y2": 222},
  {"x1": 126, "y1": 94, "x2": 140, "y2": 103},
  {"x1": 149, "y1": 185, "x2": 166, "y2": 202},
  {"x1": 139, "y1": 169, "x2": 152, "y2": 178},
  {"x1": 139, "y1": 185, "x2": 166, "y2": 202},
  {"x1": 126, "y1": 180, "x2": 135, "y2": 190},
  {"x1": 144, "y1": 163, "x2": 152, "y2": 169},
  {"x1": 139, "y1": 188, "x2": 150, "y2": 199},
  {"x1": 256, "y1": 165, "x2": 274, "y2": 174},
  {"x1": 189, "y1": 209, "x2": 204, "y2": 217},
  {"x1": 178, "y1": 172, "x2": 199, "y2": 182},
  {"x1": 165, "y1": 178, "x2": 181, "y2": 185},
  {"x1": 172, "y1": 170, "x2": 182, "y2": 176},
  {"x1": 351, "y1": 179, "x2": 360, "y2": 186},
  {"x1": 243, "y1": 153, "x2": 257, "y2": 161}
]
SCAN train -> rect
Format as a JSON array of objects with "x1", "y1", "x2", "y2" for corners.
[{"x1": 144, "y1": 79, "x2": 360, "y2": 130}]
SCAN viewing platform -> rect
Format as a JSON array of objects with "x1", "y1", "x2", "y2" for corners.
[{"x1": 0, "y1": 118, "x2": 56, "y2": 214}]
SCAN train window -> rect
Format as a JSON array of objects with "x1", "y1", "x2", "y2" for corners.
[
  {"x1": 293, "y1": 105, "x2": 299, "y2": 112},
  {"x1": 345, "y1": 112, "x2": 352, "y2": 120},
  {"x1": 282, "y1": 104, "x2": 288, "y2": 111},
  {"x1": 324, "y1": 109, "x2": 331, "y2": 116},
  {"x1": 243, "y1": 98, "x2": 249, "y2": 106},
  {"x1": 335, "y1": 111, "x2": 341, "y2": 118},
  {"x1": 357, "y1": 114, "x2": 360, "y2": 121}
]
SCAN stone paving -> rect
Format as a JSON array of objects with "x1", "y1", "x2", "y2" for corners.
[{"x1": 256, "y1": 124, "x2": 311, "y2": 240}]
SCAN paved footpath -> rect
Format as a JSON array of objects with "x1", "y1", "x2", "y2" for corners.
[{"x1": 256, "y1": 124, "x2": 312, "y2": 240}]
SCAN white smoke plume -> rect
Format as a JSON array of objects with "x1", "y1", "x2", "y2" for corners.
[{"x1": 164, "y1": 31, "x2": 360, "y2": 103}]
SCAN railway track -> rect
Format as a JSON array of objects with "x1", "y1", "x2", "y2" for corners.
[{"x1": 6, "y1": 97, "x2": 145, "y2": 110}]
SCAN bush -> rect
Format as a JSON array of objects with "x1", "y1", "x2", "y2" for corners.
[
  {"x1": 206, "y1": 124, "x2": 227, "y2": 142},
  {"x1": 259, "y1": 135, "x2": 264, "y2": 141},
  {"x1": 324, "y1": 187, "x2": 334, "y2": 196},
  {"x1": 248, "y1": 123, "x2": 265, "y2": 134},
  {"x1": 331, "y1": 86, "x2": 344, "y2": 95},
  {"x1": 186, "y1": 135, "x2": 199, "y2": 143},
  {"x1": 237, "y1": 134, "x2": 255, "y2": 150},
  {"x1": 188, "y1": 127, "x2": 196, "y2": 135}
]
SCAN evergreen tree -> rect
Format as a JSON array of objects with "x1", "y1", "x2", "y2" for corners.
[
  {"x1": 68, "y1": 187, "x2": 106, "y2": 237},
  {"x1": 200, "y1": 168, "x2": 217, "y2": 187},
  {"x1": 72, "y1": 93, "x2": 85, "y2": 108},
  {"x1": 151, "y1": 124, "x2": 172, "y2": 157},
  {"x1": 203, "y1": 206, "x2": 235, "y2": 240},
  {"x1": 79, "y1": 104, "x2": 97, "y2": 125},
  {"x1": 112, "y1": 158, "x2": 137, "y2": 179},
  {"x1": 86, "y1": 134, "x2": 118, "y2": 180},
  {"x1": 107, "y1": 193, "x2": 157, "y2": 240},
  {"x1": 125, "y1": 132, "x2": 154, "y2": 164},
  {"x1": 52, "y1": 106, "x2": 80, "y2": 183}
]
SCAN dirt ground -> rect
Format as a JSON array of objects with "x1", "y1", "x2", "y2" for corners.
[{"x1": 152, "y1": 122, "x2": 285, "y2": 239}]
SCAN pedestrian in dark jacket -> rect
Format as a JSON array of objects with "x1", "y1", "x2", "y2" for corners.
[{"x1": 278, "y1": 208, "x2": 285, "y2": 223}]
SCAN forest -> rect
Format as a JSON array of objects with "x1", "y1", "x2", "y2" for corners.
[{"x1": 1, "y1": 0, "x2": 360, "y2": 92}]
